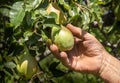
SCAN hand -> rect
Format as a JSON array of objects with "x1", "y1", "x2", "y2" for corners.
[{"x1": 49, "y1": 24, "x2": 106, "y2": 74}]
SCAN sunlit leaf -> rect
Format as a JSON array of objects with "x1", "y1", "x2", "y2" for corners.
[
  {"x1": 10, "y1": 1, "x2": 25, "y2": 29},
  {"x1": 59, "y1": 0, "x2": 70, "y2": 10},
  {"x1": 25, "y1": 0, "x2": 42, "y2": 11},
  {"x1": 4, "y1": 61, "x2": 16, "y2": 69},
  {"x1": 24, "y1": 31, "x2": 33, "y2": 41}
]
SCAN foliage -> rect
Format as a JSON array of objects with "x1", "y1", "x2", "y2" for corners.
[{"x1": 0, "y1": 0, "x2": 120, "y2": 82}]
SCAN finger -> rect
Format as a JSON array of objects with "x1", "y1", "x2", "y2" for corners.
[
  {"x1": 50, "y1": 44, "x2": 60, "y2": 59},
  {"x1": 50, "y1": 45, "x2": 71, "y2": 68},
  {"x1": 59, "y1": 52, "x2": 70, "y2": 67},
  {"x1": 74, "y1": 37, "x2": 82, "y2": 43},
  {"x1": 66, "y1": 24, "x2": 85, "y2": 39},
  {"x1": 67, "y1": 24, "x2": 97, "y2": 41}
]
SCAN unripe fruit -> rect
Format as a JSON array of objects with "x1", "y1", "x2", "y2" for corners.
[
  {"x1": 51, "y1": 26, "x2": 74, "y2": 51},
  {"x1": 17, "y1": 54, "x2": 38, "y2": 79},
  {"x1": 46, "y1": 3, "x2": 67, "y2": 24}
]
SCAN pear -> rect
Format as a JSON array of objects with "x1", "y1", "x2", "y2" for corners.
[
  {"x1": 51, "y1": 26, "x2": 74, "y2": 51},
  {"x1": 17, "y1": 54, "x2": 38, "y2": 79}
]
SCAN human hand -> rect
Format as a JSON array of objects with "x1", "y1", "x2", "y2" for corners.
[{"x1": 49, "y1": 24, "x2": 106, "y2": 74}]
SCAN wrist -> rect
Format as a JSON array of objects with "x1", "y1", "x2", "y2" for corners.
[{"x1": 99, "y1": 51, "x2": 120, "y2": 83}]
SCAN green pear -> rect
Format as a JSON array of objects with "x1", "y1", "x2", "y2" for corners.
[
  {"x1": 51, "y1": 26, "x2": 74, "y2": 51},
  {"x1": 17, "y1": 54, "x2": 38, "y2": 79}
]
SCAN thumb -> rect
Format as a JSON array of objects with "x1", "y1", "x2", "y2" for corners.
[{"x1": 66, "y1": 24, "x2": 86, "y2": 39}]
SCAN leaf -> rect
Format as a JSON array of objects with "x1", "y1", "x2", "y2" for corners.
[
  {"x1": 59, "y1": 0, "x2": 70, "y2": 10},
  {"x1": 4, "y1": 61, "x2": 16, "y2": 69},
  {"x1": 41, "y1": 30, "x2": 49, "y2": 42},
  {"x1": 96, "y1": 1, "x2": 105, "y2": 5},
  {"x1": 49, "y1": 62, "x2": 66, "y2": 77},
  {"x1": 51, "y1": 26, "x2": 61, "y2": 41},
  {"x1": 69, "y1": 6, "x2": 80, "y2": 22},
  {"x1": 0, "y1": 8, "x2": 10, "y2": 17},
  {"x1": 25, "y1": 0, "x2": 42, "y2": 11},
  {"x1": 39, "y1": 8, "x2": 48, "y2": 16},
  {"x1": 43, "y1": 12, "x2": 58, "y2": 25},
  {"x1": 90, "y1": 28, "x2": 106, "y2": 41},
  {"x1": 23, "y1": 31, "x2": 33, "y2": 41},
  {"x1": 26, "y1": 12, "x2": 33, "y2": 26},
  {"x1": 10, "y1": 1, "x2": 25, "y2": 29},
  {"x1": 82, "y1": 11, "x2": 90, "y2": 25},
  {"x1": 43, "y1": 12, "x2": 60, "y2": 29}
]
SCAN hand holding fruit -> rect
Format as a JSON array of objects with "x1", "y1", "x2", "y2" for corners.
[
  {"x1": 49, "y1": 24, "x2": 106, "y2": 74},
  {"x1": 47, "y1": 2, "x2": 105, "y2": 74}
]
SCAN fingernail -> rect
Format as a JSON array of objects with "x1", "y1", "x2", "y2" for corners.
[{"x1": 67, "y1": 24, "x2": 72, "y2": 27}]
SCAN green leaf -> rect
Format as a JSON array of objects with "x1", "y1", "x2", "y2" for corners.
[
  {"x1": 43, "y1": 12, "x2": 60, "y2": 29},
  {"x1": 96, "y1": 1, "x2": 105, "y2": 5},
  {"x1": 24, "y1": 31, "x2": 33, "y2": 41},
  {"x1": 43, "y1": 23, "x2": 60, "y2": 30},
  {"x1": 25, "y1": 0, "x2": 42, "y2": 11},
  {"x1": 59, "y1": 0, "x2": 70, "y2": 10},
  {"x1": 49, "y1": 62, "x2": 66, "y2": 77},
  {"x1": 10, "y1": 1, "x2": 25, "y2": 29},
  {"x1": 26, "y1": 12, "x2": 33, "y2": 26},
  {"x1": 44, "y1": 12, "x2": 58, "y2": 25},
  {"x1": 0, "y1": 8, "x2": 10, "y2": 17},
  {"x1": 82, "y1": 11, "x2": 90, "y2": 25},
  {"x1": 4, "y1": 61, "x2": 16, "y2": 69},
  {"x1": 69, "y1": 6, "x2": 80, "y2": 22},
  {"x1": 41, "y1": 30, "x2": 49, "y2": 42}
]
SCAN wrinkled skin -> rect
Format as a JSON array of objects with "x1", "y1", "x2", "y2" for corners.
[{"x1": 49, "y1": 24, "x2": 106, "y2": 74}]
